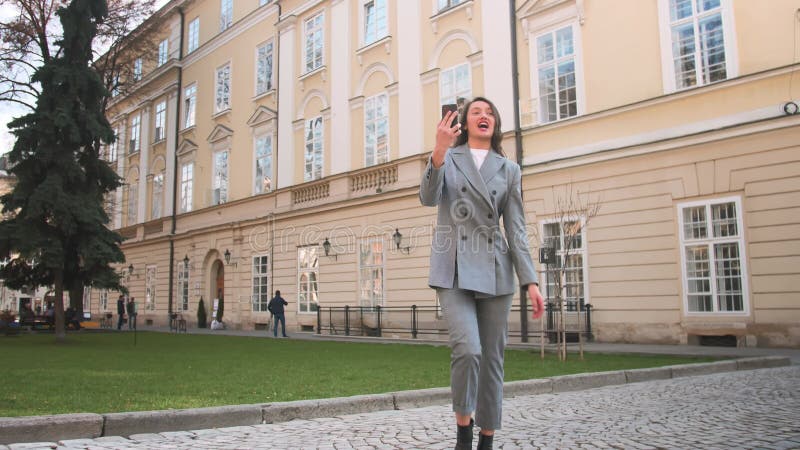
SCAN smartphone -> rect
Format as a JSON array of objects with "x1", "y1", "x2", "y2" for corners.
[{"x1": 441, "y1": 103, "x2": 458, "y2": 128}]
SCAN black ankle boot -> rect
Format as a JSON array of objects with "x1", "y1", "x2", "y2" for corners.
[
  {"x1": 455, "y1": 419, "x2": 473, "y2": 450},
  {"x1": 477, "y1": 433, "x2": 493, "y2": 450}
]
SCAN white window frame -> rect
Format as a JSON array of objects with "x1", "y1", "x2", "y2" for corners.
[
  {"x1": 255, "y1": 40, "x2": 274, "y2": 96},
  {"x1": 215, "y1": 63, "x2": 231, "y2": 114},
  {"x1": 678, "y1": 196, "x2": 749, "y2": 315},
  {"x1": 133, "y1": 57, "x2": 142, "y2": 81},
  {"x1": 538, "y1": 217, "x2": 590, "y2": 311},
  {"x1": 364, "y1": 93, "x2": 389, "y2": 167},
  {"x1": 184, "y1": 84, "x2": 197, "y2": 128},
  {"x1": 129, "y1": 114, "x2": 141, "y2": 154},
  {"x1": 145, "y1": 265, "x2": 157, "y2": 311},
  {"x1": 108, "y1": 127, "x2": 119, "y2": 162},
  {"x1": 303, "y1": 12, "x2": 324, "y2": 74},
  {"x1": 154, "y1": 101, "x2": 166, "y2": 142},
  {"x1": 657, "y1": 0, "x2": 738, "y2": 93},
  {"x1": 176, "y1": 260, "x2": 189, "y2": 311},
  {"x1": 212, "y1": 150, "x2": 229, "y2": 205},
  {"x1": 362, "y1": 0, "x2": 388, "y2": 46},
  {"x1": 253, "y1": 134, "x2": 273, "y2": 195},
  {"x1": 99, "y1": 290, "x2": 109, "y2": 312},
  {"x1": 358, "y1": 238, "x2": 385, "y2": 308},
  {"x1": 304, "y1": 116, "x2": 323, "y2": 182},
  {"x1": 151, "y1": 172, "x2": 164, "y2": 220},
  {"x1": 439, "y1": 63, "x2": 471, "y2": 109},
  {"x1": 180, "y1": 162, "x2": 193, "y2": 213},
  {"x1": 530, "y1": 22, "x2": 584, "y2": 124},
  {"x1": 437, "y1": 0, "x2": 465, "y2": 12},
  {"x1": 220, "y1": 0, "x2": 233, "y2": 31},
  {"x1": 127, "y1": 183, "x2": 137, "y2": 225},
  {"x1": 297, "y1": 245, "x2": 319, "y2": 314},
  {"x1": 252, "y1": 255, "x2": 270, "y2": 312},
  {"x1": 158, "y1": 39, "x2": 169, "y2": 66},
  {"x1": 187, "y1": 18, "x2": 200, "y2": 53},
  {"x1": 82, "y1": 286, "x2": 92, "y2": 314}
]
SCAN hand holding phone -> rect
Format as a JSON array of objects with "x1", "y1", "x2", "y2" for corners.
[{"x1": 433, "y1": 104, "x2": 461, "y2": 168}]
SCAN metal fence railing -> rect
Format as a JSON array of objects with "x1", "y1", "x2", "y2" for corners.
[{"x1": 316, "y1": 302, "x2": 593, "y2": 344}]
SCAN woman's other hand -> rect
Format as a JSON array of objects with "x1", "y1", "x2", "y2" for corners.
[{"x1": 528, "y1": 284, "x2": 545, "y2": 319}]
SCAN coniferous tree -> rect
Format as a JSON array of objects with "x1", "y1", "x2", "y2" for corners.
[{"x1": 0, "y1": 0, "x2": 124, "y2": 342}]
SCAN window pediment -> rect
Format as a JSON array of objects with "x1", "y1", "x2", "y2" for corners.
[
  {"x1": 518, "y1": 0, "x2": 584, "y2": 24},
  {"x1": 247, "y1": 106, "x2": 278, "y2": 127},
  {"x1": 207, "y1": 124, "x2": 234, "y2": 144},
  {"x1": 177, "y1": 139, "x2": 198, "y2": 157}
]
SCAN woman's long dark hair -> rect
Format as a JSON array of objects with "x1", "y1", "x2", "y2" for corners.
[{"x1": 454, "y1": 96, "x2": 505, "y2": 157}]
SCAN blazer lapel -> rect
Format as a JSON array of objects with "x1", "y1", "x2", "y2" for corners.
[
  {"x1": 451, "y1": 145, "x2": 493, "y2": 210},
  {"x1": 479, "y1": 151, "x2": 505, "y2": 184}
]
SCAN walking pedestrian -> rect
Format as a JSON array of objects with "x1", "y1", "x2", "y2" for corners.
[
  {"x1": 420, "y1": 96, "x2": 545, "y2": 450},
  {"x1": 126, "y1": 297, "x2": 137, "y2": 330},
  {"x1": 116, "y1": 295, "x2": 126, "y2": 331},
  {"x1": 267, "y1": 290, "x2": 289, "y2": 338}
]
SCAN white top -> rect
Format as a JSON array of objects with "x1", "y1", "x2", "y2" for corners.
[{"x1": 470, "y1": 148, "x2": 490, "y2": 169}]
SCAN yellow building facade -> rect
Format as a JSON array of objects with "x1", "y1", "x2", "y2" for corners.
[{"x1": 97, "y1": 0, "x2": 800, "y2": 347}]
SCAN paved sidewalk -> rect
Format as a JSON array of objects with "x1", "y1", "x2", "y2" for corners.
[{"x1": 7, "y1": 366, "x2": 799, "y2": 449}]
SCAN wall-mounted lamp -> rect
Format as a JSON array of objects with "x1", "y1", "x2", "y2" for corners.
[
  {"x1": 223, "y1": 249, "x2": 238, "y2": 267},
  {"x1": 392, "y1": 229, "x2": 411, "y2": 254},
  {"x1": 183, "y1": 254, "x2": 190, "y2": 270},
  {"x1": 128, "y1": 264, "x2": 134, "y2": 276},
  {"x1": 322, "y1": 238, "x2": 338, "y2": 260}
]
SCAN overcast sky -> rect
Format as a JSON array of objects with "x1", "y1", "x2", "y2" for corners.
[{"x1": 0, "y1": 0, "x2": 171, "y2": 156}]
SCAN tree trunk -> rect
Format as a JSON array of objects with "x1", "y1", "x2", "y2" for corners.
[
  {"x1": 69, "y1": 283, "x2": 82, "y2": 315},
  {"x1": 54, "y1": 269, "x2": 66, "y2": 343}
]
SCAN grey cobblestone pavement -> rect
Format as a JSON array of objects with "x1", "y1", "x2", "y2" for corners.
[{"x1": 7, "y1": 365, "x2": 799, "y2": 450}]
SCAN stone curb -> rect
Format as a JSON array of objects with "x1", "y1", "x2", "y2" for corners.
[{"x1": 0, "y1": 356, "x2": 790, "y2": 445}]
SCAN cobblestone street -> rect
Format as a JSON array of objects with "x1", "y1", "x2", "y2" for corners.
[{"x1": 7, "y1": 365, "x2": 799, "y2": 450}]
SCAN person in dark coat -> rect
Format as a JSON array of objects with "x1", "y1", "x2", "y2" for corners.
[
  {"x1": 117, "y1": 295, "x2": 126, "y2": 330},
  {"x1": 267, "y1": 290, "x2": 288, "y2": 338}
]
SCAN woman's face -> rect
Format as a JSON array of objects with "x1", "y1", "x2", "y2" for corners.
[{"x1": 465, "y1": 100, "x2": 496, "y2": 142}]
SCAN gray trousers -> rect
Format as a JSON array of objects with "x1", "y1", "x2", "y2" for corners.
[{"x1": 438, "y1": 286, "x2": 513, "y2": 430}]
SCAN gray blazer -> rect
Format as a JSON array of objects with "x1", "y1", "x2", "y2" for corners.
[{"x1": 420, "y1": 144, "x2": 538, "y2": 297}]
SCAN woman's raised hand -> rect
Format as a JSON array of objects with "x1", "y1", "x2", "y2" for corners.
[{"x1": 432, "y1": 111, "x2": 461, "y2": 168}]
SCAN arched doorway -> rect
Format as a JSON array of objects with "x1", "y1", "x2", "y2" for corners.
[{"x1": 210, "y1": 259, "x2": 224, "y2": 321}]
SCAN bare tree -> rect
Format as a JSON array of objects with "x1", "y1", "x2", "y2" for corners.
[
  {"x1": 0, "y1": 0, "x2": 157, "y2": 112},
  {"x1": 532, "y1": 184, "x2": 601, "y2": 361}
]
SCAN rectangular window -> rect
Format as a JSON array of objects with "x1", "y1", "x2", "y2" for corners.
[
  {"x1": 111, "y1": 74, "x2": 120, "y2": 97},
  {"x1": 439, "y1": 63, "x2": 471, "y2": 109},
  {"x1": 438, "y1": 0, "x2": 464, "y2": 11},
  {"x1": 220, "y1": 0, "x2": 233, "y2": 31},
  {"x1": 304, "y1": 116, "x2": 323, "y2": 181},
  {"x1": 108, "y1": 127, "x2": 119, "y2": 162},
  {"x1": 536, "y1": 25, "x2": 577, "y2": 123},
  {"x1": 212, "y1": 150, "x2": 228, "y2": 205},
  {"x1": 145, "y1": 265, "x2": 157, "y2": 311},
  {"x1": 304, "y1": 13, "x2": 324, "y2": 73},
  {"x1": 129, "y1": 114, "x2": 140, "y2": 153},
  {"x1": 667, "y1": 0, "x2": 727, "y2": 89},
  {"x1": 151, "y1": 173, "x2": 163, "y2": 220},
  {"x1": 252, "y1": 255, "x2": 270, "y2": 312},
  {"x1": 176, "y1": 261, "x2": 189, "y2": 311},
  {"x1": 364, "y1": 93, "x2": 389, "y2": 167},
  {"x1": 180, "y1": 162, "x2": 193, "y2": 213},
  {"x1": 679, "y1": 197, "x2": 747, "y2": 313},
  {"x1": 127, "y1": 183, "x2": 138, "y2": 225},
  {"x1": 154, "y1": 101, "x2": 166, "y2": 141},
  {"x1": 215, "y1": 63, "x2": 231, "y2": 113},
  {"x1": 297, "y1": 246, "x2": 319, "y2": 313},
  {"x1": 82, "y1": 286, "x2": 91, "y2": 314},
  {"x1": 99, "y1": 290, "x2": 108, "y2": 311},
  {"x1": 254, "y1": 135, "x2": 273, "y2": 194},
  {"x1": 158, "y1": 39, "x2": 169, "y2": 66},
  {"x1": 540, "y1": 219, "x2": 587, "y2": 311},
  {"x1": 364, "y1": 0, "x2": 387, "y2": 45},
  {"x1": 255, "y1": 41, "x2": 274, "y2": 95},
  {"x1": 184, "y1": 84, "x2": 197, "y2": 128},
  {"x1": 359, "y1": 240, "x2": 384, "y2": 308},
  {"x1": 187, "y1": 18, "x2": 199, "y2": 53},
  {"x1": 133, "y1": 57, "x2": 142, "y2": 81}
]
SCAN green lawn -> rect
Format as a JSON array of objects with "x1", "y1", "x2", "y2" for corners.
[{"x1": 3, "y1": 332, "x2": 714, "y2": 417}]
